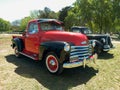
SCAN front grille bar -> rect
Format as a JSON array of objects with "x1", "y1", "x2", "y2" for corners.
[{"x1": 70, "y1": 45, "x2": 92, "y2": 61}]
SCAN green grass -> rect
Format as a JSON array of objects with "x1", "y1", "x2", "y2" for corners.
[{"x1": 0, "y1": 34, "x2": 120, "y2": 90}]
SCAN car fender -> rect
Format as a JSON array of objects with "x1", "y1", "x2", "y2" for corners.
[
  {"x1": 94, "y1": 40, "x2": 103, "y2": 48},
  {"x1": 12, "y1": 38, "x2": 24, "y2": 52},
  {"x1": 39, "y1": 41, "x2": 70, "y2": 63}
]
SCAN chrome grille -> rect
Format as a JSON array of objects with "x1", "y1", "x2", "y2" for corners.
[{"x1": 70, "y1": 45, "x2": 92, "y2": 61}]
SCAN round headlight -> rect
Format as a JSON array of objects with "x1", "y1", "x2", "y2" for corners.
[
  {"x1": 64, "y1": 43, "x2": 70, "y2": 51},
  {"x1": 101, "y1": 38, "x2": 105, "y2": 43},
  {"x1": 89, "y1": 40, "x2": 96, "y2": 47},
  {"x1": 92, "y1": 40, "x2": 96, "y2": 47}
]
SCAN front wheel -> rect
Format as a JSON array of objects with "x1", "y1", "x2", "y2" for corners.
[
  {"x1": 14, "y1": 46, "x2": 21, "y2": 58},
  {"x1": 45, "y1": 52, "x2": 63, "y2": 75}
]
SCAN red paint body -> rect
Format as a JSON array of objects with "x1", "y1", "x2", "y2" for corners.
[{"x1": 12, "y1": 19, "x2": 88, "y2": 60}]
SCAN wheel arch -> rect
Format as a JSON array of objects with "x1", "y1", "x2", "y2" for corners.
[
  {"x1": 94, "y1": 40, "x2": 103, "y2": 54},
  {"x1": 12, "y1": 38, "x2": 24, "y2": 52},
  {"x1": 94, "y1": 40, "x2": 103, "y2": 48},
  {"x1": 39, "y1": 41, "x2": 70, "y2": 63}
]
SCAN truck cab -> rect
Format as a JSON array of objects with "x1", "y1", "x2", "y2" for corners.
[{"x1": 11, "y1": 19, "x2": 97, "y2": 74}]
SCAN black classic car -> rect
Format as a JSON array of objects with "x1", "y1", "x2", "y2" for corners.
[{"x1": 70, "y1": 26, "x2": 114, "y2": 54}]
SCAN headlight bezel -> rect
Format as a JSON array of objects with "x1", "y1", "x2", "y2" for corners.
[
  {"x1": 101, "y1": 38, "x2": 106, "y2": 43},
  {"x1": 89, "y1": 40, "x2": 96, "y2": 47},
  {"x1": 64, "y1": 43, "x2": 70, "y2": 52}
]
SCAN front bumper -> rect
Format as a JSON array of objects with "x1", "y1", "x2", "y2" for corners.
[
  {"x1": 103, "y1": 45, "x2": 115, "y2": 51},
  {"x1": 63, "y1": 53, "x2": 97, "y2": 68}
]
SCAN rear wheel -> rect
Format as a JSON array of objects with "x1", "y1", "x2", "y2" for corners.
[
  {"x1": 14, "y1": 46, "x2": 21, "y2": 58},
  {"x1": 45, "y1": 52, "x2": 63, "y2": 75}
]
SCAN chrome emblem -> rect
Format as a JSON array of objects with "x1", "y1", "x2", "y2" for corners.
[{"x1": 81, "y1": 41, "x2": 87, "y2": 45}]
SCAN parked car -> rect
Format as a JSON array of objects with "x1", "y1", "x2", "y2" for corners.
[
  {"x1": 11, "y1": 19, "x2": 97, "y2": 74},
  {"x1": 70, "y1": 26, "x2": 114, "y2": 54}
]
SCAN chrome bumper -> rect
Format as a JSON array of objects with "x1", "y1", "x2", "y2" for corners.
[
  {"x1": 103, "y1": 45, "x2": 115, "y2": 51},
  {"x1": 63, "y1": 53, "x2": 97, "y2": 68}
]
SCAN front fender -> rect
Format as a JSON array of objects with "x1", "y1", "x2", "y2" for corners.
[
  {"x1": 94, "y1": 40, "x2": 103, "y2": 48},
  {"x1": 39, "y1": 41, "x2": 70, "y2": 63},
  {"x1": 12, "y1": 38, "x2": 24, "y2": 52}
]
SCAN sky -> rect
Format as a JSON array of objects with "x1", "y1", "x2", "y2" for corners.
[{"x1": 0, "y1": 0, "x2": 76, "y2": 22}]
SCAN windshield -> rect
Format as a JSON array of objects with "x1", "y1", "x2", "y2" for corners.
[
  {"x1": 82, "y1": 28, "x2": 92, "y2": 34},
  {"x1": 72, "y1": 27, "x2": 92, "y2": 34},
  {"x1": 40, "y1": 22, "x2": 63, "y2": 31}
]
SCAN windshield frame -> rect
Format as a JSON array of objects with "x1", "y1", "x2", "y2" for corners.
[
  {"x1": 71, "y1": 27, "x2": 92, "y2": 34},
  {"x1": 40, "y1": 22, "x2": 64, "y2": 31}
]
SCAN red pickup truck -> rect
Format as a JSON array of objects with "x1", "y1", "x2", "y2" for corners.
[{"x1": 11, "y1": 19, "x2": 97, "y2": 74}]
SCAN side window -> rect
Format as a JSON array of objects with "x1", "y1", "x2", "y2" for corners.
[{"x1": 28, "y1": 23, "x2": 38, "y2": 34}]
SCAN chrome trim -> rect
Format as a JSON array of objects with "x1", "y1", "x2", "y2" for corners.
[
  {"x1": 71, "y1": 53, "x2": 90, "y2": 56},
  {"x1": 70, "y1": 51, "x2": 88, "y2": 55},
  {"x1": 81, "y1": 41, "x2": 87, "y2": 45},
  {"x1": 63, "y1": 53, "x2": 97, "y2": 68},
  {"x1": 103, "y1": 46, "x2": 115, "y2": 51},
  {"x1": 70, "y1": 55, "x2": 79, "y2": 59},
  {"x1": 19, "y1": 52, "x2": 35, "y2": 60},
  {"x1": 78, "y1": 56, "x2": 89, "y2": 60},
  {"x1": 71, "y1": 45, "x2": 89, "y2": 48},
  {"x1": 63, "y1": 60, "x2": 87, "y2": 68},
  {"x1": 103, "y1": 48, "x2": 110, "y2": 51},
  {"x1": 70, "y1": 45, "x2": 92, "y2": 61},
  {"x1": 71, "y1": 48, "x2": 90, "y2": 52}
]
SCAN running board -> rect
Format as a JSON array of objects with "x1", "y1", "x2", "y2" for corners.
[{"x1": 19, "y1": 52, "x2": 36, "y2": 60}]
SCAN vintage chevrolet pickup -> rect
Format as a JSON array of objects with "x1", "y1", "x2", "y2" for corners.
[{"x1": 11, "y1": 19, "x2": 97, "y2": 74}]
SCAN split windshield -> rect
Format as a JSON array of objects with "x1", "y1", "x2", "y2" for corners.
[
  {"x1": 72, "y1": 27, "x2": 92, "y2": 34},
  {"x1": 82, "y1": 28, "x2": 92, "y2": 34},
  {"x1": 40, "y1": 22, "x2": 63, "y2": 31}
]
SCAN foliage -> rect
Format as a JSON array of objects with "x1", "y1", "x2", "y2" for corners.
[
  {"x1": 11, "y1": 20, "x2": 21, "y2": 32},
  {"x1": 58, "y1": 6, "x2": 71, "y2": 22},
  {"x1": 0, "y1": 18, "x2": 11, "y2": 32},
  {"x1": 65, "y1": 0, "x2": 120, "y2": 33},
  {"x1": 20, "y1": 16, "x2": 32, "y2": 31},
  {"x1": 30, "y1": 7, "x2": 58, "y2": 19},
  {"x1": 1, "y1": 1, "x2": 120, "y2": 34}
]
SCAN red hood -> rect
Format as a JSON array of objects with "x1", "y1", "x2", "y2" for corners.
[{"x1": 41, "y1": 31, "x2": 88, "y2": 46}]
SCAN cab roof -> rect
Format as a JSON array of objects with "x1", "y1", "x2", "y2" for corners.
[{"x1": 30, "y1": 19, "x2": 63, "y2": 25}]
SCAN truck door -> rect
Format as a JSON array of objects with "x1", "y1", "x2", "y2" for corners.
[{"x1": 25, "y1": 22, "x2": 39, "y2": 54}]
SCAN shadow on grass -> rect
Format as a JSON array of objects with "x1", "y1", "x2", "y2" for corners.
[
  {"x1": 5, "y1": 54, "x2": 98, "y2": 90},
  {"x1": 98, "y1": 52, "x2": 114, "y2": 60}
]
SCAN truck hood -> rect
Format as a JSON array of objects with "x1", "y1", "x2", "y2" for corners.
[{"x1": 41, "y1": 31, "x2": 88, "y2": 46}]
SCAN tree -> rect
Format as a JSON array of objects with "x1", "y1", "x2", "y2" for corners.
[
  {"x1": 65, "y1": 0, "x2": 120, "y2": 33},
  {"x1": 111, "y1": 0, "x2": 120, "y2": 33},
  {"x1": 11, "y1": 20, "x2": 21, "y2": 32},
  {"x1": 20, "y1": 16, "x2": 32, "y2": 31},
  {"x1": 64, "y1": 9, "x2": 80, "y2": 29},
  {"x1": 0, "y1": 18, "x2": 11, "y2": 32},
  {"x1": 58, "y1": 6, "x2": 71, "y2": 22},
  {"x1": 30, "y1": 7, "x2": 58, "y2": 19}
]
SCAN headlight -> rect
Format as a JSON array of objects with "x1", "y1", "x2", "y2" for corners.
[
  {"x1": 101, "y1": 38, "x2": 105, "y2": 43},
  {"x1": 92, "y1": 40, "x2": 96, "y2": 47},
  {"x1": 89, "y1": 40, "x2": 96, "y2": 47},
  {"x1": 64, "y1": 43, "x2": 70, "y2": 51}
]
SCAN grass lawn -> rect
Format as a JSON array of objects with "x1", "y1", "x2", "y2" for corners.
[{"x1": 0, "y1": 34, "x2": 120, "y2": 90}]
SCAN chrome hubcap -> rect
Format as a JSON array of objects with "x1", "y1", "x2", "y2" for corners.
[{"x1": 50, "y1": 60, "x2": 56, "y2": 66}]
